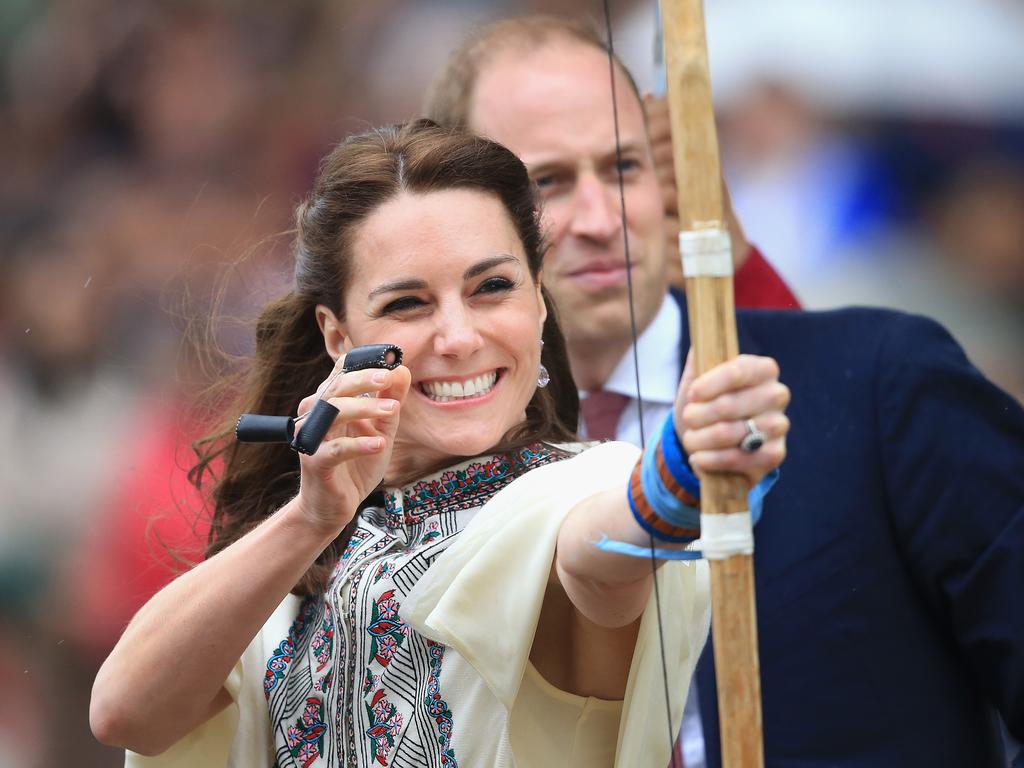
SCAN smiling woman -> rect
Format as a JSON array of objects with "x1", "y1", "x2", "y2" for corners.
[
  {"x1": 201, "y1": 120, "x2": 580, "y2": 588},
  {"x1": 318, "y1": 188, "x2": 551, "y2": 477},
  {"x1": 88, "y1": 120, "x2": 789, "y2": 767}
]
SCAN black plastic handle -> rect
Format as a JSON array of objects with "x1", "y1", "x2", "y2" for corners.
[
  {"x1": 235, "y1": 414, "x2": 295, "y2": 444},
  {"x1": 341, "y1": 344, "x2": 403, "y2": 372},
  {"x1": 289, "y1": 399, "x2": 340, "y2": 455},
  {"x1": 234, "y1": 343, "x2": 403, "y2": 455}
]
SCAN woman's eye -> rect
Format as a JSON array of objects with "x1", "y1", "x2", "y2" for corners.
[
  {"x1": 380, "y1": 296, "x2": 424, "y2": 314},
  {"x1": 477, "y1": 276, "x2": 515, "y2": 295}
]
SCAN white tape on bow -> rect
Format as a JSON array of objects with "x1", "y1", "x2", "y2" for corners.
[
  {"x1": 679, "y1": 228, "x2": 733, "y2": 278},
  {"x1": 696, "y1": 511, "x2": 754, "y2": 560}
]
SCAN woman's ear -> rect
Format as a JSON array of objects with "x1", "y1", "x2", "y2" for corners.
[{"x1": 315, "y1": 304, "x2": 349, "y2": 362}]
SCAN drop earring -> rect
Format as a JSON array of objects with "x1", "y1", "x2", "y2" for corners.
[{"x1": 537, "y1": 338, "x2": 550, "y2": 388}]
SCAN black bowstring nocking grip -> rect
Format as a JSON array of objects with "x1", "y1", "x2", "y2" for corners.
[
  {"x1": 338, "y1": 343, "x2": 403, "y2": 373},
  {"x1": 234, "y1": 414, "x2": 295, "y2": 444},
  {"x1": 235, "y1": 343, "x2": 403, "y2": 454}
]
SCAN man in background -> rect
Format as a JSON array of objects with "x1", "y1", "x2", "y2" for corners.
[{"x1": 426, "y1": 16, "x2": 1024, "y2": 767}]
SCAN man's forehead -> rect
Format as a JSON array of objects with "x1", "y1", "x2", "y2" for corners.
[{"x1": 469, "y1": 41, "x2": 648, "y2": 166}]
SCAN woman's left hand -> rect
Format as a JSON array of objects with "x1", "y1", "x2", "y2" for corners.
[{"x1": 675, "y1": 350, "x2": 790, "y2": 486}]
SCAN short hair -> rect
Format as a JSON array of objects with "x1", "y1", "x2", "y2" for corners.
[{"x1": 424, "y1": 15, "x2": 643, "y2": 131}]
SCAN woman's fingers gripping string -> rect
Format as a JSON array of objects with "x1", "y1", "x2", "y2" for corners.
[
  {"x1": 322, "y1": 393, "x2": 398, "y2": 433},
  {"x1": 300, "y1": 353, "x2": 347, "y2": 404},
  {"x1": 309, "y1": 397, "x2": 397, "y2": 462},
  {"x1": 320, "y1": 366, "x2": 394, "y2": 402},
  {"x1": 295, "y1": 390, "x2": 400, "y2": 441},
  {"x1": 316, "y1": 433, "x2": 388, "y2": 462}
]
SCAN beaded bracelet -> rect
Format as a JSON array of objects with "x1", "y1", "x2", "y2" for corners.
[
  {"x1": 627, "y1": 458, "x2": 700, "y2": 543},
  {"x1": 626, "y1": 412, "x2": 701, "y2": 543},
  {"x1": 596, "y1": 412, "x2": 778, "y2": 561},
  {"x1": 658, "y1": 411, "x2": 700, "y2": 499}
]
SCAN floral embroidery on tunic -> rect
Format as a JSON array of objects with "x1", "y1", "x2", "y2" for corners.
[
  {"x1": 310, "y1": 605, "x2": 335, "y2": 673},
  {"x1": 371, "y1": 561, "x2": 394, "y2": 584},
  {"x1": 366, "y1": 589, "x2": 406, "y2": 667},
  {"x1": 286, "y1": 696, "x2": 329, "y2": 768},
  {"x1": 419, "y1": 520, "x2": 441, "y2": 546},
  {"x1": 425, "y1": 640, "x2": 458, "y2": 767},
  {"x1": 364, "y1": 689, "x2": 403, "y2": 765},
  {"x1": 266, "y1": 444, "x2": 570, "y2": 767},
  {"x1": 384, "y1": 446, "x2": 556, "y2": 525},
  {"x1": 265, "y1": 595, "x2": 319, "y2": 699}
]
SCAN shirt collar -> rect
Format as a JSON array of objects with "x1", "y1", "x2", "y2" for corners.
[
  {"x1": 593, "y1": 294, "x2": 682, "y2": 405},
  {"x1": 382, "y1": 444, "x2": 569, "y2": 525}
]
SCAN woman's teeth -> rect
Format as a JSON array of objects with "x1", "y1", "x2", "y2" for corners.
[{"x1": 421, "y1": 371, "x2": 497, "y2": 402}]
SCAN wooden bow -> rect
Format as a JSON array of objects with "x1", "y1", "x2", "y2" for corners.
[{"x1": 661, "y1": 1, "x2": 765, "y2": 765}]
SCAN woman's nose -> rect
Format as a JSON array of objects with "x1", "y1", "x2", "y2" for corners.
[{"x1": 432, "y1": 303, "x2": 483, "y2": 358}]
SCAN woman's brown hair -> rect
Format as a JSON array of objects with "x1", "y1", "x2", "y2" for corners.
[{"x1": 191, "y1": 119, "x2": 579, "y2": 594}]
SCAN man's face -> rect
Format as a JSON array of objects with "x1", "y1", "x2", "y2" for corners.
[{"x1": 468, "y1": 40, "x2": 668, "y2": 354}]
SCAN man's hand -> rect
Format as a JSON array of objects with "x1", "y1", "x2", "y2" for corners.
[{"x1": 644, "y1": 94, "x2": 751, "y2": 288}]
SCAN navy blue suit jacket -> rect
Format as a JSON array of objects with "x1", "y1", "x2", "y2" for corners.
[{"x1": 669, "y1": 292, "x2": 1024, "y2": 766}]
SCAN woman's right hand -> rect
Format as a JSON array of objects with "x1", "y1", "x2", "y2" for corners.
[
  {"x1": 89, "y1": 354, "x2": 410, "y2": 755},
  {"x1": 293, "y1": 355, "x2": 411, "y2": 533}
]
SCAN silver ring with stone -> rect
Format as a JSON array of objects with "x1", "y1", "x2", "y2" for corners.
[{"x1": 740, "y1": 418, "x2": 766, "y2": 452}]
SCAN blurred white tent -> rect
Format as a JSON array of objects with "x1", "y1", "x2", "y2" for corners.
[{"x1": 618, "y1": 0, "x2": 1024, "y2": 122}]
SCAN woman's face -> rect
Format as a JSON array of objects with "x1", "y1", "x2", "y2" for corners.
[{"x1": 327, "y1": 188, "x2": 546, "y2": 478}]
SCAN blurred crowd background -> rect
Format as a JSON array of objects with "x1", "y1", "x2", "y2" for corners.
[{"x1": 1, "y1": 0, "x2": 1021, "y2": 765}]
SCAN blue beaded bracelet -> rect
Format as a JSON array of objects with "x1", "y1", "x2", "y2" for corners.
[{"x1": 659, "y1": 412, "x2": 700, "y2": 499}]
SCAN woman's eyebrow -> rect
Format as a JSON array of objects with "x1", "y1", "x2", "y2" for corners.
[
  {"x1": 464, "y1": 254, "x2": 517, "y2": 280},
  {"x1": 367, "y1": 278, "x2": 427, "y2": 300},
  {"x1": 367, "y1": 255, "x2": 517, "y2": 300}
]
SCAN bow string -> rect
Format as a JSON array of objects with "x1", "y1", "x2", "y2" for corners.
[{"x1": 599, "y1": 2, "x2": 766, "y2": 766}]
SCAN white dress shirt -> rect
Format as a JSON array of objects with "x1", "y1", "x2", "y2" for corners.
[{"x1": 597, "y1": 294, "x2": 681, "y2": 445}]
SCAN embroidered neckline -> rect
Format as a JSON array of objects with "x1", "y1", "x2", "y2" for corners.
[{"x1": 383, "y1": 443, "x2": 567, "y2": 526}]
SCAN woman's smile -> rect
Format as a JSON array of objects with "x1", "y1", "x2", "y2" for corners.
[{"x1": 417, "y1": 369, "x2": 503, "y2": 403}]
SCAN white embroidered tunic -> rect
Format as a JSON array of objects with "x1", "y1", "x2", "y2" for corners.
[{"x1": 126, "y1": 441, "x2": 711, "y2": 768}]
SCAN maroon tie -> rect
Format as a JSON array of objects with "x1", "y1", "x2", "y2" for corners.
[
  {"x1": 670, "y1": 736, "x2": 685, "y2": 767},
  {"x1": 580, "y1": 390, "x2": 630, "y2": 441}
]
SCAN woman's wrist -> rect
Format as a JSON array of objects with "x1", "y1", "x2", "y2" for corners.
[{"x1": 279, "y1": 493, "x2": 356, "y2": 546}]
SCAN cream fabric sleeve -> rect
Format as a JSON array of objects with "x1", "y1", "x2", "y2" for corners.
[
  {"x1": 124, "y1": 594, "x2": 300, "y2": 768},
  {"x1": 402, "y1": 441, "x2": 712, "y2": 768}
]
